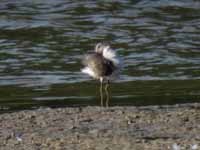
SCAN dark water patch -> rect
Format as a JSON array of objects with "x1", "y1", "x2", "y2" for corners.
[{"x1": 1, "y1": 80, "x2": 200, "y2": 112}]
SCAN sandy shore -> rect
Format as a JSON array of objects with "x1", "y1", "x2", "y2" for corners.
[{"x1": 0, "y1": 103, "x2": 200, "y2": 150}]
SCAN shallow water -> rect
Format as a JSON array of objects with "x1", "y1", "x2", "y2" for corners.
[{"x1": 0, "y1": 0, "x2": 200, "y2": 112}]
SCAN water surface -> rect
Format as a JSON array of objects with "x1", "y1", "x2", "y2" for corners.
[{"x1": 0, "y1": 0, "x2": 200, "y2": 112}]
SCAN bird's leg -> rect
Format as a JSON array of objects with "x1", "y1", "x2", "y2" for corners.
[
  {"x1": 100, "y1": 78, "x2": 104, "y2": 107},
  {"x1": 105, "y1": 80, "x2": 110, "y2": 107}
]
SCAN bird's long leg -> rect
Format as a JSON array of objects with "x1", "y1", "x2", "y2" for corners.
[
  {"x1": 105, "y1": 80, "x2": 110, "y2": 107},
  {"x1": 100, "y1": 78, "x2": 104, "y2": 107}
]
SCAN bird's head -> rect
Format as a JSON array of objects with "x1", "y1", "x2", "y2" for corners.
[{"x1": 95, "y1": 43, "x2": 110, "y2": 54}]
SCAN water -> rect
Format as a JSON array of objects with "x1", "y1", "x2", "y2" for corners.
[{"x1": 0, "y1": 0, "x2": 200, "y2": 112}]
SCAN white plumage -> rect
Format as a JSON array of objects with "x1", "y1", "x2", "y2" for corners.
[
  {"x1": 81, "y1": 67, "x2": 96, "y2": 78},
  {"x1": 102, "y1": 46, "x2": 120, "y2": 66}
]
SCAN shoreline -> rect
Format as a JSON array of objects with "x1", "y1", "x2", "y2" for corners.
[{"x1": 1, "y1": 103, "x2": 200, "y2": 149}]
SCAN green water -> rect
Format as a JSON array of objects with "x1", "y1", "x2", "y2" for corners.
[{"x1": 0, "y1": 0, "x2": 200, "y2": 112}]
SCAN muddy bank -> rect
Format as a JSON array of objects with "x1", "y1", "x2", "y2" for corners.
[{"x1": 0, "y1": 103, "x2": 200, "y2": 150}]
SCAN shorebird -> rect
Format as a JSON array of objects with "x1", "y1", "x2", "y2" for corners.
[{"x1": 81, "y1": 43, "x2": 121, "y2": 107}]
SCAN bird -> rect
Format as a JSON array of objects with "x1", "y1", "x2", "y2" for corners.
[{"x1": 81, "y1": 43, "x2": 121, "y2": 107}]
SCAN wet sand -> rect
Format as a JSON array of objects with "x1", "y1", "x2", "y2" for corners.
[{"x1": 0, "y1": 103, "x2": 200, "y2": 150}]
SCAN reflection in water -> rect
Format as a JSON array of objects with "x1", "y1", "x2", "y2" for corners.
[{"x1": 0, "y1": 0, "x2": 200, "y2": 112}]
